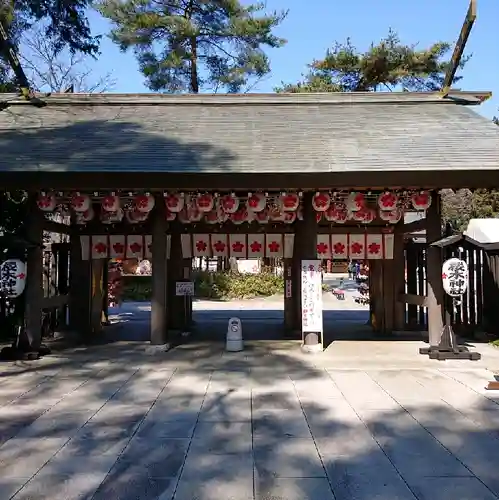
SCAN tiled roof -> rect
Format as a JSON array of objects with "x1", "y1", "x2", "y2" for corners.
[{"x1": 0, "y1": 91, "x2": 498, "y2": 174}]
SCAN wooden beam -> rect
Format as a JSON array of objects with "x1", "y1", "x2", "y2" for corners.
[
  {"x1": 441, "y1": 0, "x2": 477, "y2": 97},
  {"x1": 399, "y1": 218, "x2": 427, "y2": 234},
  {"x1": 42, "y1": 219, "x2": 73, "y2": 235}
]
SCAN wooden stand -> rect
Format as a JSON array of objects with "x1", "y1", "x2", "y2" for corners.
[
  {"x1": 419, "y1": 298, "x2": 481, "y2": 361},
  {"x1": 485, "y1": 380, "x2": 499, "y2": 391}
]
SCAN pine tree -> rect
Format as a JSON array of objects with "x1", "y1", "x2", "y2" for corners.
[
  {"x1": 276, "y1": 30, "x2": 466, "y2": 93},
  {"x1": 98, "y1": 0, "x2": 287, "y2": 93}
]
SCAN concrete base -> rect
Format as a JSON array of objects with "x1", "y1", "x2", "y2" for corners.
[
  {"x1": 144, "y1": 343, "x2": 171, "y2": 354},
  {"x1": 301, "y1": 343, "x2": 324, "y2": 354}
]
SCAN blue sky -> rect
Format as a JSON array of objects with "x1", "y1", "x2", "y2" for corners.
[{"x1": 87, "y1": 0, "x2": 498, "y2": 119}]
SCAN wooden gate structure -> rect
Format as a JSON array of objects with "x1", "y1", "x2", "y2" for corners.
[{"x1": 1, "y1": 91, "x2": 499, "y2": 352}]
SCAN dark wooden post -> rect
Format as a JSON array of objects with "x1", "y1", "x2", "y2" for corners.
[
  {"x1": 89, "y1": 258, "x2": 105, "y2": 335},
  {"x1": 393, "y1": 231, "x2": 406, "y2": 331},
  {"x1": 426, "y1": 192, "x2": 444, "y2": 345},
  {"x1": 56, "y1": 243, "x2": 69, "y2": 328},
  {"x1": 297, "y1": 192, "x2": 320, "y2": 351},
  {"x1": 24, "y1": 201, "x2": 44, "y2": 350},
  {"x1": 150, "y1": 194, "x2": 168, "y2": 345},
  {"x1": 168, "y1": 227, "x2": 184, "y2": 332}
]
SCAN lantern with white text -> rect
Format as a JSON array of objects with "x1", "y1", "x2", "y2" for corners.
[
  {"x1": 196, "y1": 193, "x2": 215, "y2": 212},
  {"x1": 312, "y1": 192, "x2": 330, "y2": 212},
  {"x1": 411, "y1": 191, "x2": 432, "y2": 211},
  {"x1": 135, "y1": 194, "x2": 155, "y2": 213},
  {"x1": 37, "y1": 192, "x2": 56, "y2": 212},
  {"x1": 378, "y1": 191, "x2": 398, "y2": 211},
  {"x1": 442, "y1": 258, "x2": 468, "y2": 297},
  {"x1": 379, "y1": 208, "x2": 403, "y2": 224},
  {"x1": 346, "y1": 192, "x2": 365, "y2": 212},
  {"x1": 220, "y1": 194, "x2": 239, "y2": 214},
  {"x1": 164, "y1": 193, "x2": 184, "y2": 213},
  {"x1": 280, "y1": 193, "x2": 300, "y2": 212},
  {"x1": 102, "y1": 194, "x2": 120, "y2": 212},
  {"x1": 247, "y1": 193, "x2": 266, "y2": 212},
  {"x1": 0, "y1": 259, "x2": 26, "y2": 298},
  {"x1": 71, "y1": 193, "x2": 91, "y2": 213}
]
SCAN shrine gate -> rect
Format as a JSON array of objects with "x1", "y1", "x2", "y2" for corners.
[{"x1": 1, "y1": 91, "x2": 499, "y2": 352}]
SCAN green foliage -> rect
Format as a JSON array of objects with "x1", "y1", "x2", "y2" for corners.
[
  {"x1": 276, "y1": 29, "x2": 467, "y2": 93},
  {"x1": 120, "y1": 271, "x2": 284, "y2": 301},
  {"x1": 98, "y1": 0, "x2": 287, "y2": 93}
]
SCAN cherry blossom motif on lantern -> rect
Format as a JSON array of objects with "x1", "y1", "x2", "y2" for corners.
[
  {"x1": 247, "y1": 193, "x2": 266, "y2": 212},
  {"x1": 312, "y1": 192, "x2": 330, "y2": 211},
  {"x1": 317, "y1": 242, "x2": 329, "y2": 255},
  {"x1": 281, "y1": 193, "x2": 299, "y2": 211},
  {"x1": 213, "y1": 240, "x2": 226, "y2": 253},
  {"x1": 196, "y1": 194, "x2": 214, "y2": 212},
  {"x1": 130, "y1": 242, "x2": 142, "y2": 254},
  {"x1": 94, "y1": 242, "x2": 107, "y2": 254},
  {"x1": 196, "y1": 241, "x2": 207, "y2": 252},
  {"x1": 411, "y1": 191, "x2": 432, "y2": 211},
  {"x1": 220, "y1": 195, "x2": 239, "y2": 213},
  {"x1": 204, "y1": 211, "x2": 219, "y2": 224},
  {"x1": 135, "y1": 194, "x2": 155, "y2": 212},
  {"x1": 268, "y1": 241, "x2": 280, "y2": 253},
  {"x1": 113, "y1": 243, "x2": 125, "y2": 255},
  {"x1": 316, "y1": 212, "x2": 323, "y2": 222},
  {"x1": 37, "y1": 193, "x2": 56, "y2": 211},
  {"x1": 346, "y1": 192, "x2": 366, "y2": 211},
  {"x1": 351, "y1": 242, "x2": 364, "y2": 255},
  {"x1": 378, "y1": 192, "x2": 398, "y2": 210},
  {"x1": 71, "y1": 194, "x2": 90, "y2": 212},
  {"x1": 308, "y1": 264, "x2": 315, "y2": 272},
  {"x1": 165, "y1": 194, "x2": 184, "y2": 212},
  {"x1": 368, "y1": 242, "x2": 381, "y2": 255},
  {"x1": 17, "y1": 273, "x2": 25, "y2": 280},
  {"x1": 442, "y1": 273, "x2": 447, "y2": 279},
  {"x1": 333, "y1": 242, "x2": 346, "y2": 255},
  {"x1": 232, "y1": 241, "x2": 244, "y2": 253},
  {"x1": 250, "y1": 241, "x2": 262, "y2": 253},
  {"x1": 102, "y1": 195, "x2": 119, "y2": 212},
  {"x1": 283, "y1": 212, "x2": 296, "y2": 224}
]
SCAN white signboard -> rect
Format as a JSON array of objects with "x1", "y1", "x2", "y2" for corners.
[
  {"x1": 175, "y1": 281, "x2": 194, "y2": 296},
  {"x1": 301, "y1": 260, "x2": 323, "y2": 333},
  {"x1": 0, "y1": 259, "x2": 26, "y2": 298},
  {"x1": 442, "y1": 258, "x2": 468, "y2": 297}
]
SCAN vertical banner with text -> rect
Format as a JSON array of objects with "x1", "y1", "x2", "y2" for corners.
[{"x1": 301, "y1": 260, "x2": 323, "y2": 334}]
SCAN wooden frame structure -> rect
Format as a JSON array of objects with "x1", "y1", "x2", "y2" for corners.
[{"x1": 1, "y1": 91, "x2": 499, "y2": 353}]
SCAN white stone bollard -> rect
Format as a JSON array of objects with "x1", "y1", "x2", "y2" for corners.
[{"x1": 226, "y1": 317, "x2": 244, "y2": 352}]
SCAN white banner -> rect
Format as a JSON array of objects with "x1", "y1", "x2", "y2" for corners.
[
  {"x1": 80, "y1": 236, "x2": 90, "y2": 261},
  {"x1": 210, "y1": 234, "x2": 229, "y2": 257},
  {"x1": 265, "y1": 234, "x2": 283, "y2": 258},
  {"x1": 91, "y1": 235, "x2": 109, "y2": 260},
  {"x1": 247, "y1": 234, "x2": 265, "y2": 258},
  {"x1": 316, "y1": 234, "x2": 331, "y2": 259},
  {"x1": 366, "y1": 234, "x2": 383, "y2": 260},
  {"x1": 301, "y1": 260, "x2": 323, "y2": 334},
  {"x1": 349, "y1": 234, "x2": 366, "y2": 260},
  {"x1": 229, "y1": 234, "x2": 247, "y2": 258},
  {"x1": 283, "y1": 234, "x2": 295, "y2": 258},
  {"x1": 109, "y1": 235, "x2": 126, "y2": 259},
  {"x1": 193, "y1": 234, "x2": 211, "y2": 257},
  {"x1": 126, "y1": 235, "x2": 144, "y2": 259}
]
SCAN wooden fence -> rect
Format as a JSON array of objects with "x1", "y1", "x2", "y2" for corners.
[{"x1": 404, "y1": 242, "x2": 487, "y2": 333}]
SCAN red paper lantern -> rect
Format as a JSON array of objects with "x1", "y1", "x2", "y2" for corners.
[
  {"x1": 195, "y1": 193, "x2": 215, "y2": 212},
  {"x1": 324, "y1": 204, "x2": 348, "y2": 223},
  {"x1": 102, "y1": 194, "x2": 120, "y2": 212},
  {"x1": 71, "y1": 193, "x2": 91, "y2": 213},
  {"x1": 280, "y1": 193, "x2": 300, "y2": 212},
  {"x1": 378, "y1": 191, "x2": 398, "y2": 211},
  {"x1": 312, "y1": 192, "x2": 330, "y2": 212},
  {"x1": 230, "y1": 208, "x2": 251, "y2": 225},
  {"x1": 135, "y1": 194, "x2": 155, "y2": 213},
  {"x1": 164, "y1": 193, "x2": 184, "y2": 213},
  {"x1": 247, "y1": 193, "x2": 266, "y2": 212},
  {"x1": 37, "y1": 192, "x2": 56, "y2": 212},
  {"x1": 411, "y1": 191, "x2": 432, "y2": 211}
]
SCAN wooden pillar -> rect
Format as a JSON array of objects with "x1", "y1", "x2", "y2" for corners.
[
  {"x1": 369, "y1": 260, "x2": 383, "y2": 332},
  {"x1": 393, "y1": 231, "x2": 406, "y2": 331},
  {"x1": 297, "y1": 192, "x2": 320, "y2": 350},
  {"x1": 23, "y1": 204, "x2": 44, "y2": 351},
  {"x1": 89, "y1": 258, "x2": 105, "y2": 336},
  {"x1": 56, "y1": 243, "x2": 69, "y2": 328},
  {"x1": 150, "y1": 195, "x2": 168, "y2": 345},
  {"x1": 426, "y1": 192, "x2": 444, "y2": 345},
  {"x1": 168, "y1": 227, "x2": 184, "y2": 332},
  {"x1": 69, "y1": 233, "x2": 91, "y2": 337},
  {"x1": 283, "y1": 258, "x2": 294, "y2": 335}
]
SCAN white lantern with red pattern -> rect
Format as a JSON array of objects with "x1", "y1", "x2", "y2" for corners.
[
  {"x1": 246, "y1": 193, "x2": 266, "y2": 212},
  {"x1": 220, "y1": 194, "x2": 239, "y2": 214},
  {"x1": 411, "y1": 191, "x2": 432, "y2": 211},
  {"x1": 283, "y1": 212, "x2": 297, "y2": 224},
  {"x1": 126, "y1": 209, "x2": 149, "y2": 224},
  {"x1": 135, "y1": 194, "x2": 155, "y2": 213},
  {"x1": 379, "y1": 208, "x2": 403, "y2": 224},
  {"x1": 280, "y1": 193, "x2": 300, "y2": 212},
  {"x1": 324, "y1": 204, "x2": 348, "y2": 224},
  {"x1": 352, "y1": 207, "x2": 375, "y2": 224},
  {"x1": 71, "y1": 193, "x2": 91, "y2": 213},
  {"x1": 76, "y1": 207, "x2": 94, "y2": 224},
  {"x1": 164, "y1": 193, "x2": 184, "y2": 213},
  {"x1": 378, "y1": 191, "x2": 398, "y2": 211},
  {"x1": 230, "y1": 207, "x2": 252, "y2": 225},
  {"x1": 255, "y1": 209, "x2": 270, "y2": 224},
  {"x1": 196, "y1": 193, "x2": 215, "y2": 212},
  {"x1": 101, "y1": 194, "x2": 120, "y2": 212},
  {"x1": 166, "y1": 210, "x2": 176, "y2": 221},
  {"x1": 101, "y1": 208, "x2": 124, "y2": 224},
  {"x1": 346, "y1": 192, "x2": 366, "y2": 212},
  {"x1": 204, "y1": 210, "x2": 220, "y2": 224},
  {"x1": 312, "y1": 192, "x2": 331, "y2": 212},
  {"x1": 37, "y1": 192, "x2": 56, "y2": 212},
  {"x1": 187, "y1": 206, "x2": 203, "y2": 222}
]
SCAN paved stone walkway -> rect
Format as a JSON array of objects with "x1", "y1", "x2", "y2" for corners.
[{"x1": 1, "y1": 342, "x2": 499, "y2": 499}]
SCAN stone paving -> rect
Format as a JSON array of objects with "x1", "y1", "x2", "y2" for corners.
[{"x1": 1, "y1": 340, "x2": 499, "y2": 500}]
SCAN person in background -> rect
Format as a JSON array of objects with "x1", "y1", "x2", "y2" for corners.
[
  {"x1": 348, "y1": 261, "x2": 355, "y2": 280},
  {"x1": 355, "y1": 261, "x2": 361, "y2": 279}
]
